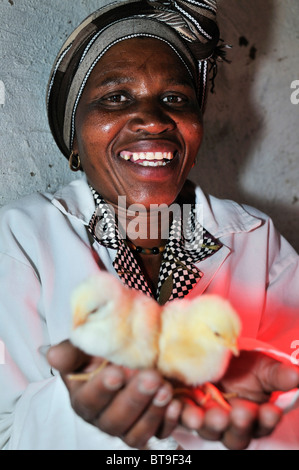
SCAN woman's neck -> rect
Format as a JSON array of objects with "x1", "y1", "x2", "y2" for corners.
[{"x1": 114, "y1": 202, "x2": 174, "y2": 249}]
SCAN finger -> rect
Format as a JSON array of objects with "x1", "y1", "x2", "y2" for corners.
[
  {"x1": 261, "y1": 360, "x2": 299, "y2": 393},
  {"x1": 157, "y1": 399, "x2": 183, "y2": 440},
  {"x1": 47, "y1": 340, "x2": 89, "y2": 374},
  {"x1": 254, "y1": 402, "x2": 282, "y2": 438},
  {"x1": 122, "y1": 382, "x2": 174, "y2": 449},
  {"x1": 197, "y1": 403, "x2": 230, "y2": 442},
  {"x1": 180, "y1": 402, "x2": 205, "y2": 431},
  {"x1": 95, "y1": 370, "x2": 164, "y2": 437},
  {"x1": 221, "y1": 398, "x2": 259, "y2": 450},
  {"x1": 69, "y1": 364, "x2": 126, "y2": 422}
]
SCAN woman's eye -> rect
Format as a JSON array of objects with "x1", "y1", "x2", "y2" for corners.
[
  {"x1": 162, "y1": 95, "x2": 185, "y2": 105},
  {"x1": 106, "y1": 94, "x2": 131, "y2": 104},
  {"x1": 107, "y1": 94, "x2": 128, "y2": 103},
  {"x1": 93, "y1": 93, "x2": 130, "y2": 108}
]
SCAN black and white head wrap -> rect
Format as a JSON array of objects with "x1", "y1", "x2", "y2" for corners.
[{"x1": 47, "y1": 0, "x2": 224, "y2": 159}]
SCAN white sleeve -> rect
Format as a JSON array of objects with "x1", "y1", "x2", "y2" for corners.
[
  {"x1": 1, "y1": 368, "x2": 137, "y2": 450},
  {"x1": 0, "y1": 253, "x2": 57, "y2": 449},
  {"x1": 3, "y1": 375, "x2": 76, "y2": 450},
  {"x1": 0, "y1": 254, "x2": 87, "y2": 450}
]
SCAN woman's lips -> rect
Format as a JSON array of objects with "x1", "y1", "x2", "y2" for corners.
[{"x1": 119, "y1": 150, "x2": 175, "y2": 167}]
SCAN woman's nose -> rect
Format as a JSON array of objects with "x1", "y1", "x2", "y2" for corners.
[{"x1": 128, "y1": 101, "x2": 176, "y2": 134}]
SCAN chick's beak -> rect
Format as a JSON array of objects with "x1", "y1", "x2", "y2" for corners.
[
  {"x1": 73, "y1": 308, "x2": 88, "y2": 329},
  {"x1": 228, "y1": 339, "x2": 239, "y2": 356}
]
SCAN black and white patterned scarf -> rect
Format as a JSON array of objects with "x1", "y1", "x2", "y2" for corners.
[{"x1": 88, "y1": 187, "x2": 221, "y2": 305}]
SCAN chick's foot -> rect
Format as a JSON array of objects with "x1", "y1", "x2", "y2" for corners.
[
  {"x1": 174, "y1": 382, "x2": 236, "y2": 411},
  {"x1": 67, "y1": 360, "x2": 109, "y2": 381}
]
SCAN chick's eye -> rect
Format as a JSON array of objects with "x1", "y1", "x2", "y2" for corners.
[
  {"x1": 213, "y1": 331, "x2": 222, "y2": 338},
  {"x1": 88, "y1": 308, "x2": 99, "y2": 315}
]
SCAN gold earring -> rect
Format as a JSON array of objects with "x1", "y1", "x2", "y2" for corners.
[{"x1": 69, "y1": 151, "x2": 81, "y2": 172}]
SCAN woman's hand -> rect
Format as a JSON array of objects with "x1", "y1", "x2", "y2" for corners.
[
  {"x1": 47, "y1": 341, "x2": 232, "y2": 448},
  {"x1": 213, "y1": 351, "x2": 299, "y2": 449},
  {"x1": 47, "y1": 340, "x2": 183, "y2": 449},
  {"x1": 220, "y1": 351, "x2": 299, "y2": 403},
  {"x1": 47, "y1": 343, "x2": 299, "y2": 450}
]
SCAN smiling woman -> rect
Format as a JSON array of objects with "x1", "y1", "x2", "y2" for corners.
[
  {"x1": 73, "y1": 38, "x2": 203, "y2": 210},
  {"x1": 0, "y1": 0, "x2": 299, "y2": 452}
]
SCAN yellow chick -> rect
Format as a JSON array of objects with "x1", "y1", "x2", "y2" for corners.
[
  {"x1": 158, "y1": 295, "x2": 241, "y2": 386},
  {"x1": 70, "y1": 272, "x2": 161, "y2": 370}
]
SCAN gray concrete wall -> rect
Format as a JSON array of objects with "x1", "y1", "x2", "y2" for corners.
[{"x1": 0, "y1": 0, "x2": 298, "y2": 252}]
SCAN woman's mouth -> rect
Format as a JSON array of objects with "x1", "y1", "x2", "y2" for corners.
[{"x1": 118, "y1": 151, "x2": 175, "y2": 167}]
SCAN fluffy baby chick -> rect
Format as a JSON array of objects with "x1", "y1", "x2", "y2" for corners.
[
  {"x1": 70, "y1": 272, "x2": 161, "y2": 371},
  {"x1": 158, "y1": 295, "x2": 241, "y2": 386},
  {"x1": 157, "y1": 294, "x2": 241, "y2": 410}
]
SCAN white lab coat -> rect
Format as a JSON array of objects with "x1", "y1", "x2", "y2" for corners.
[{"x1": 0, "y1": 176, "x2": 298, "y2": 450}]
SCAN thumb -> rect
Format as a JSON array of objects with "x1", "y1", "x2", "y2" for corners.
[
  {"x1": 47, "y1": 340, "x2": 90, "y2": 374},
  {"x1": 261, "y1": 359, "x2": 299, "y2": 393}
]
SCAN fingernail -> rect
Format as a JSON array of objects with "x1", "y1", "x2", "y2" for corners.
[
  {"x1": 138, "y1": 372, "x2": 160, "y2": 395},
  {"x1": 184, "y1": 408, "x2": 203, "y2": 430},
  {"x1": 206, "y1": 408, "x2": 229, "y2": 432},
  {"x1": 102, "y1": 369, "x2": 124, "y2": 391},
  {"x1": 165, "y1": 399, "x2": 182, "y2": 420},
  {"x1": 153, "y1": 385, "x2": 172, "y2": 407},
  {"x1": 231, "y1": 407, "x2": 254, "y2": 429}
]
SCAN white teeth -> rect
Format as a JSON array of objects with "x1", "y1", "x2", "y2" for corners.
[
  {"x1": 164, "y1": 152, "x2": 173, "y2": 160},
  {"x1": 120, "y1": 151, "x2": 174, "y2": 162},
  {"x1": 139, "y1": 161, "x2": 168, "y2": 167},
  {"x1": 132, "y1": 153, "x2": 140, "y2": 161}
]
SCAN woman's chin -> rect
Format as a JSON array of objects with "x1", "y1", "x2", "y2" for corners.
[{"x1": 125, "y1": 188, "x2": 181, "y2": 210}]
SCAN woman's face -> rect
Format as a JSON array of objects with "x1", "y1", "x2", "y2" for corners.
[{"x1": 73, "y1": 38, "x2": 203, "y2": 209}]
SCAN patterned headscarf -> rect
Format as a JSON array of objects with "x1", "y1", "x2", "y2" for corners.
[{"x1": 47, "y1": 0, "x2": 223, "y2": 159}]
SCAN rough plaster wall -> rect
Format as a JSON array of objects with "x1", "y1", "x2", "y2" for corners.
[
  {"x1": 0, "y1": 0, "x2": 101, "y2": 200},
  {"x1": 0, "y1": 0, "x2": 298, "y2": 252},
  {"x1": 190, "y1": 0, "x2": 299, "y2": 252}
]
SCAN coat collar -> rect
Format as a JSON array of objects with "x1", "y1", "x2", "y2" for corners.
[
  {"x1": 194, "y1": 186, "x2": 262, "y2": 238},
  {"x1": 51, "y1": 175, "x2": 95, "y2": 225}
]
